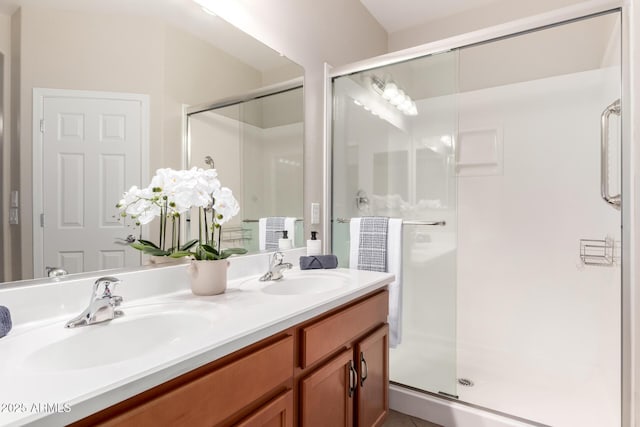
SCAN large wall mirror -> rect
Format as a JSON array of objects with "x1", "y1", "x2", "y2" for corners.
[
  {"x1": 186, "y1": 83, "x2": 304, "y2": 254},
  {"x1": 0, "y1": 0, "x2": 304, "y2": 283}
]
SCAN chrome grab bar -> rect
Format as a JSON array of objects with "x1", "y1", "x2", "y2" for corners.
[
  {"x1": 600, "y1": 99, "x2": 621, "y2": 210},
  {"x1": 335, "y1": 217, "x2": 446, "y2": 226}
]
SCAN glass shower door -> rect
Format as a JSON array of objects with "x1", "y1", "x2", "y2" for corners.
[
  {"x1": 452, "y1": 12, "x2": 621, "y2": 427},
  {"x1": 331, "y1": 50, "x2": 460, "y2": 396},
  {"x1": 331, "y1": 11, "x2": 622, "y2": 427}
]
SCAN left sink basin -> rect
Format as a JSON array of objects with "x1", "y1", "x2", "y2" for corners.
[{"x1": 23, "y1": 303, "x2": 219, "y2": 372}]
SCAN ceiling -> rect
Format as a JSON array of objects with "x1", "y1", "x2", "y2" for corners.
[
  {"x1": 360, "y1": 0, "x2": 503, "y2": 33},
  {"x1": 0, "y1": 0, "x2": 295, "y2": 72}
]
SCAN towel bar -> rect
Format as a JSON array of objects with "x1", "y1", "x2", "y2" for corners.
[
  {"x1": 335, "y1": 218, "x2": 446, "y2": 226},
  {"x1": 242, "y1": 218, "x2": 303, "y2": 223}
]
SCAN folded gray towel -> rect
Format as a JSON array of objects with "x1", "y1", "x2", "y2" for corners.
[
  {"x1": 0, "y1": 306, "x2": 11, "y2": 338},
  {"x1": 300, "y1": 255, "x2": 338, "y2": 270}
]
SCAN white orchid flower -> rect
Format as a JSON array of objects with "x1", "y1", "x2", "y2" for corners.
[{"x1": 213, "y1": 187, "x2": 240, "y2": 225}]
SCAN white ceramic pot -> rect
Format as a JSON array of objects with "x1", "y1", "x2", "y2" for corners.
[{"x1": 187, "y1": 259, "x2": 230, "y2": 296}]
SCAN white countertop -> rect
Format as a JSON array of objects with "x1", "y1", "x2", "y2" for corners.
[{"x1": 0, "y1": 264, "x2": 393, "y2": 426}]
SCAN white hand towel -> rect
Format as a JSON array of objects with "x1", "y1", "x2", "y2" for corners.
[
  {"x1": 259, "y1": 218, "x2": 267, "y2": 251},
  {"x1": 284, "y1": 217, "x2": 297, "y2": 247},
  {"x1": 349, "y1": 217, "x2": 403, "y2": 347},
  {"x1": 387, "y1": 218, "x2": 403, "y2": 347}
]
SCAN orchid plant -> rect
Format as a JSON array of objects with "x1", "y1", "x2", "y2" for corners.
[{"x1": 116, "y1": 167, "x2": 247, "y2": 260}]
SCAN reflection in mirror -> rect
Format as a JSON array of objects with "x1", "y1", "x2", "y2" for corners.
[
  {"x1": 187, "y1": 83, "x2": 304, "y2": 253},
  {"x1": 0, "y1": 0, "x2": 303, "y2": 283}
]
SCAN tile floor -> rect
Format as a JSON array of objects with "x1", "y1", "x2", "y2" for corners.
[{"x1": 382, "y1": 410, "x2": 442, "y2": 427}]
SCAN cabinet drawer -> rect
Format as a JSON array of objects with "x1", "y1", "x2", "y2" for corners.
[
  {"x1": 301, "y1": 290, "x2": 388, "y2": 368},
  {"x1": 100, "y1": 335, "x2": 294, "y2": 426},
  {"x1": 236, "y1": 389, "x2": 293, "y2": 427}
]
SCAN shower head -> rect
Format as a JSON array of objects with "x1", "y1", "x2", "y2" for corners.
[{"x1": 204, "y1": 156, "x2": 214, "y2": 169}]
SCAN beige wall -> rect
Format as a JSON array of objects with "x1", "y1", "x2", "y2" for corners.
[
  {"x1": 388, "y1": 0, "x2": 591, "y2": 51},
  {"x1": 163, "y1": 24, "x2": 262, "y2": 171},
  {"x1": 261, "y1": 62, "x2": 303, "y2": 86},
  {"x1": 9, "y1": 6, "x2": 263, "y2": 280}
]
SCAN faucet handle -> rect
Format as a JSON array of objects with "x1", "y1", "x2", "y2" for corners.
[
  {"x1": 93, "y1": 276, "x2": 122, "y2": 299},
  {"x1": 271, "y1": 251, "x2": 284, "y2": 265}
]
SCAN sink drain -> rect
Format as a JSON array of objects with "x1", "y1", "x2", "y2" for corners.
[{"x1": 457, "y1": 378, "x2": 474, "y2": 387}]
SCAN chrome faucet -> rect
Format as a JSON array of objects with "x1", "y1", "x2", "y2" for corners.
[
  {"x1": 46, "y1": 266, "x2": 68, "y2": 278},
  {"x1": 65, "y1": 276, "x2": 124, "y2": 328},
  {"x1": 259, "y1": 252, "x2": 293, "y2": 281}
]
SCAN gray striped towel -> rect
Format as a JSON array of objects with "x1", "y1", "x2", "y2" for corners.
[
  {"x1": 265, "y1": 217, "x2": 285, "y2": 250},
  {"x1": 357, "y1": 217, "x2": 389, "y2": 272}
]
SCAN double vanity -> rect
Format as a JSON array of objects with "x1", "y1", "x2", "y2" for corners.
[{"x1": 0, "y1": 249, "x2": 393, "y2": 426}]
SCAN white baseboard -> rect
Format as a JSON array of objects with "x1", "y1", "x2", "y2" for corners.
[{"x1": 389, "y1": 384, "x2": 538, "y2": 427}]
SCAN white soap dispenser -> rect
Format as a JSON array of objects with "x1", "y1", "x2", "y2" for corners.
[
  {"x1": 307, "y1": 231, "x2": 322, "y2": 256},
  {"x1": 278, "y1": 230, "x2": 293, "y2": 250}
]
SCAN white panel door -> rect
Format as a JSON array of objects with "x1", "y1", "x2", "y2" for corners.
[{"x1": 41, "y1": 94, "x2": 144, "y2": 275}]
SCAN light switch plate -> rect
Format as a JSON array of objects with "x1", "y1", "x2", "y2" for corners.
[
  {"x1": 311, "y1": 203, "x2": 320, "y2": 225},
  {"x1": 9, "y1": 207, "x2": 19, "y2": 225},
  {"x1": 10, "y1": 190, "x2": 18, "y2": 208}
]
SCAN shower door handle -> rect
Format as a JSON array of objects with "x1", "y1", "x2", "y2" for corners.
[{"x1": 600, "y1": 99, "x2": 621, "y2": 210}]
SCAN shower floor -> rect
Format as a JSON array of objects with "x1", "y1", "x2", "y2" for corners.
[
  {"x1": 390, "y1": 330, "x2": 457, "y2": 397},
  {"x1": 390, "y1": 331, "x2": 620, "y2": 427}
]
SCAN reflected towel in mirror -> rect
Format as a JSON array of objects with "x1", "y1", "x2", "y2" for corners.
[{"x1": 259, "y1": 217, "x2": 297, "y2": 251}]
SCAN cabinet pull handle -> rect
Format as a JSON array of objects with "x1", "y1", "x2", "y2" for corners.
[
  {"x1": 348, "y1": 360, "x2": 357, "y2": 398},
  {"x1": 360, "y1": 352, "x2": 368, "y2": 386}
]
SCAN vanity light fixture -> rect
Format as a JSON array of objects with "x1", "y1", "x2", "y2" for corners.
[{"x1": 370, "y1": 76, "x2": 418, "y2": 116}]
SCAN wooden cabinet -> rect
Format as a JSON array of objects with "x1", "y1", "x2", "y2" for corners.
[
  {"x1": 356, "y1": 324, "x2": 389, "y2": 427},
  {"x1": 298, "y1": 291, "x2": 390, "y2": 427},
  {"x1": 236, "y1": 390, "x2": 294, "y2": 427},
  {"x1": 72, "y1": 334, "x2": 295, "y2": 427},
  {"x1": 300, "y1": 349, "x2": 355, "y2": 427},
  {"x1": 72, "y1": 289, "x2": 389, "y2": 427}
]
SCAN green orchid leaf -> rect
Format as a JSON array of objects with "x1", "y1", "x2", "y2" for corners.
[
  {"x1": 137, "y1": 239, "x2": 159, "y2": 249},
  {"x1": 129, "y1": 242, "x2": 159, "y2": 252},
  {"x1": 180, "y1": 239, "x2": 199, "y2": 251},
  {"x1": 169, "y1": 251, "x2": 193, "y2": 258},
  {"x1": 144, "y1": 247, "x2": 172, "y2": 256},
  {"x1": 130, "y1": 242, "x2": 147, "y2": 251},
  {"x1": 201, "y1": 244, "x2": 219, "y2": 256},
  {"x1": 221, "y1": 248, "x2": 248, "y2": 258}
]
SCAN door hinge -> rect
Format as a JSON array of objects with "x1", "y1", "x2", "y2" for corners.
[
  {"x1": 40, "y1": 213, "x2": 44, "y2": 227},
  {"x1": 40, "y1": 119, "x2": 45, "y2": 133}
]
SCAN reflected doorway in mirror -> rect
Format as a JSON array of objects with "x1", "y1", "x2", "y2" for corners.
[{"x1": 33, "y1": 89, "x2": 149, "y2": 278}]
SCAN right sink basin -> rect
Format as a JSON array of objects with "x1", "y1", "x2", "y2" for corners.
[{"x1": 247, "y1": 270, "x2": 351, "y2": 295}]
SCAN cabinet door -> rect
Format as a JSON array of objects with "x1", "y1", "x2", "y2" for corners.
[
  {"x1": 356, "y1": 324, "x2": 389, "y2": 427},
  {"x1": 236, "y1": 390, "x2": 293, "y2": 427},
  {"x1": 301, "y1": 349, "x2": 355, "y2": 427}
]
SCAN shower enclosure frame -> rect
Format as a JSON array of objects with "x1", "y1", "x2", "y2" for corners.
[{"x1": 322, "y1": 0, "x2": 634, "y2": 425}]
